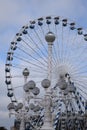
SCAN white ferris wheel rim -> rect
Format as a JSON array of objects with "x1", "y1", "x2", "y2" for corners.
[{"x1": 5, "y1": 15, "x2": 87, "y2": 103}]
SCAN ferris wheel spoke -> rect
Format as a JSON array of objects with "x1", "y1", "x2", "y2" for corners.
[
  {"x1": 12, "y1": 70, "x2": 47, "y2": 80},
  {"x1": 74, "y1": 45, "x2": 86, "y2": 58},
  {"x1": 67, "y1": 61, "x2": 87, "y2": 76},
  {"x1": 62, "y1": 25, "x2": 71, "y2": 64},
  {"x1": 72, "y1": 36, "x2": 84, "y2": 51},
  {"x1": 64, "y1": 28, "x2": 71, "y2": 62},
  {"x1": 21, "y1": 38, "x2": 48, "y2": 64},
  {"x1": 12, "y1": 63, "x2": 47, "y2": 75},
  {"x1": 77, "y1": 57, "x2": 87, "y2": 69},
  {"x1": 29, "y1": 69, "x2": 47, "y2": 74},
  {"x1": 28, "y1": 29, "x2": 57, "y2": 66},
  {"x1": 27, "y1": 32, "x2": 48, "y2": 57},
  {"x1": 77, "y1": 76, "x2": 87, "y2": 80},
  {"x1": 14, "y1": 85, "x2": 24, "y2": 89},
  {"x1": 33, "y1": 29, "x2": 48, "y2": 52},
  {"x1": 75, "y1": 79, "x2": 87, "y2": 88},
  {"x1": 64, "y1": 28, "x2": 77, "y2": 63},
  {"x1": 12, "y1": 63, "x2": 29, "y2": 69},
  {"x1": 66, "y1": 51, "x2": 87, "y2": 63},
  {"x1": 8, "y1": 75, "x2": 23, "y2": 78},
  {"x1": 71, "y1": 68, "x2": 87, "y2": 76},
  {"x1": 54, "y1": 25, "x2": 61, "y2": 63},
  {"x1": 47, "y1": 24, "x2": 51, "y2": 32},
  {"x1": 53, "y1": 45, "x2": 59, "y2": 65},
  {"x1": 17, "y1": 47, "x2": 47, "y2": 67},
  {"x1": 54, "y1": 21, "x2": 63, "y2": 63},
  {"x1": 12, "y1": 65, "x2": 25, "y2": 70},
  {"x1": 73, "y1": 49, "x2": 87, "y2": 61},
  {"x1": 57, "y1": 23, "x2": 63, "y2": 63},
  {"x1": 71, "y1": 33, "x2": 78, "y2": 46},
  {"x1": 74, "y1": 80, "x2": 87, "y2": 92},
  {"x1": 63, "y1": 30, "x2": 70, "y2": 63},
  {"x1": 39, "y1": 25, "x2": 45, "y2": 36},
  {"x1": 72, "y1": 77, "x2": 87, "y2": 85},
  {"x1": 29, "y1": 74, "x2": 47, "y2": 78},
  {"x1": 61, "y1": 25, "x2": 64, "y2": 63},
  {"x1": 63, "y1": 28, "x2": 71, "y2": 63},
  {"x1": 14, "y1": 52, "x2": 47, "y2": 69},
  {"x1": 33, "y1": 28, "x2": 58, "y2": 66},
  {"x1": 13, "y1": 55, "x2": 47, "y2": 71}
]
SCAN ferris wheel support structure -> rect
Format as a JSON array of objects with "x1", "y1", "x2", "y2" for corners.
[
  {"x1": 40, "y1": 32, "x2": 56, "y2": 130},
  {"x1": 5, "y1": 15, "x2": 87, "y2": 130}
]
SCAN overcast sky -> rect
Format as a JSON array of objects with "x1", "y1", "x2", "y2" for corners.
[{"x1": 1, "y1": 0, "x2": 87, "y2": 129}]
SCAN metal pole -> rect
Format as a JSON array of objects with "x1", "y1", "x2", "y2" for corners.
[
  {"x1": 20, "y1": 68, "x2": 29, "y2": 130},
  {"x1": 48, "y1": 42, "x2": 53, "y2": 82}
]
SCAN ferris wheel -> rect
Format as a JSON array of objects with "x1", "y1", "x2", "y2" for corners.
[{"x1": 5, "y1": 15, "x2": 87, "y2": 130}]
